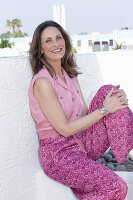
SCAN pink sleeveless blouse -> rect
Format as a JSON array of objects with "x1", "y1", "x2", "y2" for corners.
[{"x1": 28, "y1": 65, "x2": 84, "y2": 140}]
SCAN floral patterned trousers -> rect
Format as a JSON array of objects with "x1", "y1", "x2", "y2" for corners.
[{"x1": 39, "y1": 85, "x2": 133, "y2": 200}]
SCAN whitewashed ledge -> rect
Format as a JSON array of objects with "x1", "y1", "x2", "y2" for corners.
[
  {"x1": 0, "y1": 52, "x2": 133, "y2": 200},
  {"x1": 0, "y1": 47, "x2": 29, "y2": 57}
]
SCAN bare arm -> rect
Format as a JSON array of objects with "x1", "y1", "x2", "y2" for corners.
[{"x1": 33, "y1": 77, "x2": 103, "y2": 137}]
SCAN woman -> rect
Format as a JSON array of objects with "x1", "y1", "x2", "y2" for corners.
[{"x1": 29, "y1": 20, "x2": 133, "y2": 200}]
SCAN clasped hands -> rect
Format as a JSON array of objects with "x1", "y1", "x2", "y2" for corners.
[{"x1": 103, "y1": 85, "x2": 128, "y2": 114}]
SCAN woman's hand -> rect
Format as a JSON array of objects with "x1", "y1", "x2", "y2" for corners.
[
  {"x1": 103, "y1": 86, "x2": 128, "y2": 114},
  {"x1": 114, "y1": 84, "x2": 128, "y2": 104}
]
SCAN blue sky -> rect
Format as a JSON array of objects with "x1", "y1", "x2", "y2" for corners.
[{"x1": 1, "y1": 0, "x2": 133, "y2": 36}]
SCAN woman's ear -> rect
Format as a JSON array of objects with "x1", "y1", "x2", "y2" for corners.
[
  {"x1": 40, "y1": 47, "x2": 44, "y2": 54},
  {"x1": 41, "y1": 50, "x2": 44, "y2": 56}
]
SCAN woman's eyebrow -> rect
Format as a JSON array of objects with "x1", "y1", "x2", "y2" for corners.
[
  {"x1": 56, "y1": 34, "x2": 62, "y2": 37},
  {"x1": 45, "y1": 37, "x2": 52, "y2": 40},
  {"x1": 45, "y1": 34, "x2": 62, "y2": 40}
]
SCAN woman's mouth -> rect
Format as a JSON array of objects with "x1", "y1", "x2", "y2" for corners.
[{"x1": 51, "y1": 48, "x2": 62, "y2": 53}]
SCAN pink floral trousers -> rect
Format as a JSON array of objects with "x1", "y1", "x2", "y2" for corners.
[{"x1": 39, "y1": 85, "x2": 133, "y2": 200}]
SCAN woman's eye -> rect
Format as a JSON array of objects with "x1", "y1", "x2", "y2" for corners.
[
  {"x1": 57, "y1": 36, "x2": 63, "y2": 40},
  {"x1": 46, "y1": 40, "x2": 51, "y2": 43}
]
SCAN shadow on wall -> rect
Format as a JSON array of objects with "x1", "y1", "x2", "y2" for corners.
[{"x1": 75, "y1": 53, "x2": 103, "y2": 106}]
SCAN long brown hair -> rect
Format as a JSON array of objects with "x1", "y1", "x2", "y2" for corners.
[{"x1": 29, "y1": 20, "x2": 80, "y2": 77}]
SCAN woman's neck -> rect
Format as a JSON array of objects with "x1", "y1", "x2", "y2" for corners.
[
  {"x1": 49, "y1": 60, "x2": 66, "y2": 83},
  {"x1": 49, "y1": 60, "x2": 62, "y2": 76}
]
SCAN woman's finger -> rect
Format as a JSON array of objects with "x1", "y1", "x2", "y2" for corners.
[
  {"x1": 121, "y1": 104, "x2": 129, "y2": 109},
  {"x1": 106, "y1": 87, "x2": 115, "y2": 97},
  {"x1": 117, "y1": 90, "x2": 126, "y2": 98},
  {"x1": 116, "y1": 84, "x2": 120, "y2": 89},
  {"x1": 119, "y1": 96, "x2": 128, "y2": 102},
  {"x1": 113, "y1": 89, "x2": 120, "y2": 93},
  {"x1": 113, "y1": 88, "x2": 125, "y2": 94},
  {"x1": 113, "y1": 89, "x2": 123, "y2": 94}
]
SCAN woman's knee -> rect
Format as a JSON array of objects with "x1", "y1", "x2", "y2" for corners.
[
  {"x1": 98, "y1": 84, "x2": 116, "y2": 94},
  {"x1": 88, "y1": 84, "x2": 117, "y2": 112},
  {"x1": 94, "y1": 84, "x2": 117, "y2": 101}
]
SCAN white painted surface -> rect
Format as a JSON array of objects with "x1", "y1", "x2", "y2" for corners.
[
  {"x1": 0, "y1": 57, "x2": 40, "y2": 200},
  {"x1": 75, "y1": 53, "x2": 103, "y2": 105},
  {"x1": 0, "y1": 53, "x2": 133, "y2": 200},
  {"x1": 95, "y1": 50, "x2": 133, "y2": 111},
  {"x1": 36, "y1": 170, "x2": 78, "y2": 200}
]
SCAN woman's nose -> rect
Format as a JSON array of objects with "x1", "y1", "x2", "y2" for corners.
[{"x1": 53, "y1": 39, "x2": 58, "y2": 46}]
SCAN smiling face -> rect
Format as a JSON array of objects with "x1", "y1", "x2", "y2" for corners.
[{"x1": 41, "y1": 26, "x2": 65, "y2": 65}]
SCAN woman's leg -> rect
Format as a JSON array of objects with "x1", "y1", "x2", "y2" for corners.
[
  {"x1": 71, "y1": 158, "x2": 128, "y2": 200},
  {"x1": 40, "y1": 137, "x2": 127, "y2": 200},
  {"x1": 83, "y1": 85, "x2": 133, "y2": 163}
]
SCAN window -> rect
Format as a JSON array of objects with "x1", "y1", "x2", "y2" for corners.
[
  {"x1": 128, "y1": 45, "x2": 133, "y2": 49},
  {"x1": 88, "y1": 40, "x2": 92, "y2": 46},
  {"x1": 109, "y1": 40, "x2": 113, "y2": 46},
  {"x1": 93, "y1": 41, "x2": 101, "y2": 52},
  {"x1": 77, "y1": 40, "x2": 81, "y2": 47},
  {"x1": 102, "y1": 41, "x2": 108, "y2": 45},
  {"x1": 102, "y1": 41, "x2": 109, "y2": 51},
  {"x1": 94, "y1": 41, "x2": 100, "y2": 45},
  {"x1": 122, "y1": 45, "x2": 127, "y2": 49}
]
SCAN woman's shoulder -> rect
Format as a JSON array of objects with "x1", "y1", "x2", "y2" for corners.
[
  {"x1": 36, "y1": 65, "x2": 50, "y2": 76},
  {"x1": 29, "y1": 66, "x2": 54, "y2": 90},
  {"x1": 33, "y1": 66, "x2": 53, "y2": 82},
  {"x1": 33, "y1": 76, "x2": 53, "y2": 95}
]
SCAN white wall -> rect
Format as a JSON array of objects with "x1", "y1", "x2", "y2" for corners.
[
  {"x1": 95, "y1": 50, "x2": 133, "y2": 111},
  {"x1": 0, "y1": 57, "x2": 40, "y2": 200},
  {"x1": 75, "y1": 53, "x2": 103, "y2": 104}
]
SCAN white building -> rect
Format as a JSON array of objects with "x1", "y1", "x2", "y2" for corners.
[{"x1": 71, "y1": 28, "x2": 133, "y2": 53}]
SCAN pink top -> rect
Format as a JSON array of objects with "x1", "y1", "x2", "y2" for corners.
[{"x1": 28, "y1": 65, "x2": 84, "y2": 140}]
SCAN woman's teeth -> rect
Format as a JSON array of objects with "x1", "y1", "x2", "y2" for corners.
[{"x1": 52, "y1": 48, "x2": 62, "y2": 53}]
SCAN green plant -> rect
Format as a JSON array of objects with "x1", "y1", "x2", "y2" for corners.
[
  {"x1": 0, "y1": 38, "x2": 12, "y2": 48},
  {"x1": 6, "y1": 18, "x2": 22, "y2": 35},
  {"x1": 0, "y1": 31, "x2": 11, "y2": 39},
  {"x1": 112, "y1": 41, "x2": 122, "y2": 50},
  {"x1": 12, "y1": 29, "x2": 28, "y2": 38},
  {"x1": 6, "y1": 18, "x2": 28, "y2": 38},
  {"x1": 73, "y1": 48, "x2": 78, "y2": 53},
  {"x1": 0, "y1": 18, "x2": 28, "y2": 40}
]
